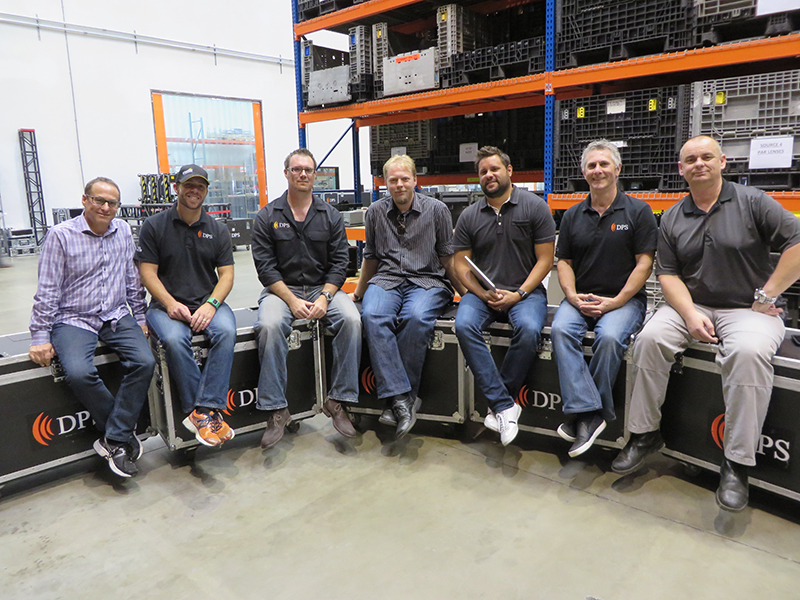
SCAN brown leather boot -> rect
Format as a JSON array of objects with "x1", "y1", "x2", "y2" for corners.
[
  {"x1": 322, "y1": 399, "x2": 357, "y2": 438},
  {"x1": 260, "y1": 408, "x2": 291, "y2": 449}
]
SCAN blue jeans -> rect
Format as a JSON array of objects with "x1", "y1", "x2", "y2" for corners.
[
  {"x1": 51, "y1": 315, "x2": 155, "y2": 443},
  {"x1": 550, "y1": 297, "x2": 645, "y2": 421},
  {"x1": 146, "y1": 303, "x2": 236, "y2": 414},
  {"x1": 455, "y1": 290, "x2": 547, "y2": 412},
  {"x1": 254, "y1": 286, "x2": 361, "y2": 410},
  {"x1": 361, "y1": 281, "x2": 452, "y2": 400}
]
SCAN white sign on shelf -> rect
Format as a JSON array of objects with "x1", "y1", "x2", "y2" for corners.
[
  {"x1": 748, "y1": 136, "x2": 795, "y2": 170},
  {"x1": 757, "y1": 0, "x2": 797, "y2": 16},
  {"x1": 390, "y1": 146, "x2": 407, "y2": 157},
  {"x1": 460, "y1": 142, "x2": 479, "y2": 163}
]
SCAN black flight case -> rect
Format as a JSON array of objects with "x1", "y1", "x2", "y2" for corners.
[
  {"x1": 469, "y1": 305, "x2": 631, "y2": 449},
  {"x1": 660, "y1": 329, "x2": 800, "y2": 502},
  {"x1": 0, "y1": 331, "x2": 150, "y2": 485},
  {"x1": 147, "y1": 308, "x2": 324, "y2": 451}
]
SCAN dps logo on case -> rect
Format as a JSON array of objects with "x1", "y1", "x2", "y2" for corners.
[
  {"x1": 31, "y1": 410, "x2": 93, "y2": 446},
  {"x1": 710, "y1": 413, "x2": 792, "y2": 466},
  {"x1": 360, "y1": 367, "x2": 377, "y2": 396},
  {"x1": 516, "y1": 385, "x2": 562, "y2": 410},
  {"x1": 223, "y1": 387, "x2": 258, "y2": 416}
]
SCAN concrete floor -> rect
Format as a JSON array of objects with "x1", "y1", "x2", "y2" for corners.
[{"x1": 1, "y1": 249, "x2": 800, "y2": 600}]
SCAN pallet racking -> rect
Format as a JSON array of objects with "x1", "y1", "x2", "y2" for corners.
[{"x1": 292, "y1": 0, "x2": 800, "y2": 208}]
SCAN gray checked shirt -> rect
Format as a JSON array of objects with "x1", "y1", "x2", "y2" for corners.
[{"x1": 363, "y1": 192, "x2": 454, "y2": 291}]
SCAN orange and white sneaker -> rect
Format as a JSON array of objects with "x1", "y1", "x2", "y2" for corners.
[
  {"x1": 182, "y1": 409, "x2": 222, "y2": 447},
  {"x1": 210, "y1": 411, "x2": 235, "y2": 443}
]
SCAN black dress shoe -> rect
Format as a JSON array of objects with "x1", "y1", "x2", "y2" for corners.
[
  {"x1": 393, "y1": 394, "x2": 422, "y2": 439},
  {"x1": 379, "y1": 405, "x2": 397, "y2": 426},
  {"x1": 568, "y1": 413, "x2": 607, "y2": 458},
  {"x1": 611, "y1": 431, "x2": 664, "y2": 475},
  {"x1": 716, "y1": 457, "x2": 749, "y2": 512}
]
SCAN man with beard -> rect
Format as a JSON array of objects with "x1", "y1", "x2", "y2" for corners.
[
  {"x1": 611, "y1": 136, "x2": 800, "y2": 512},
  {"x1": 550, "y1": 139, "x2": 657, "y2": 458},
  {"x1": 453, "y1": 146, "x2": 556, "y2": 446},
  {"x1": 350, "y1": 154, "x2": 465, "y2": 438},
  {"x1": 136, "y1": 164, "x2": 237, "y2": 448}
]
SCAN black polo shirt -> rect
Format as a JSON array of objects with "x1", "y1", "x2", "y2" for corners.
[
  {"x1": 251, "y1": 191, "x2": 349, "y2": 289},
  {"x1": 134, "y1": 204, "x2": 234, "y2": 312},
  {"x1": 556, "y1": 190, "x2": 657, "y2": 302},
  {"x1": 656, "y1": 180, "x2": 800, "y2": 308},
  {"x1": 453, "y1": 186, "x2": 555, "y2": 291}
]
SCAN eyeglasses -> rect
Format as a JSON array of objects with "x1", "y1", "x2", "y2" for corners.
[
  {"x1": 395, "y1": 212, "x2": 406, "y2": 235},
  {"x1": 86, "y1": 195, "x2": 120, "y2": 209},
  {"x1": 288, "y1": 167, "x2": 315, "y2": 175}
]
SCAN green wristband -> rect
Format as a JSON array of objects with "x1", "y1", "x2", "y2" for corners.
[{"x1": 206, "y1": 297, "x2": 220, "y2": 309}]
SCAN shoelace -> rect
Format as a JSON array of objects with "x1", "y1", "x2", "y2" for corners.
[{"x1": 496, "y1": 412, "x2": 508, "y2": 433}]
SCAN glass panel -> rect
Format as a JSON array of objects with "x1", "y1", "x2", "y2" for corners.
[{"x1": 157, "y1": 93, "x2": 263, "y2": 219}]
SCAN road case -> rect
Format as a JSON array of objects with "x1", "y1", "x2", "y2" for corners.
[
  {"x1": 324, "y1": 305, "x2": 469, "y2": 426},
  {"x1": 0, "y1": 331, "x2": 150, "y2": 485},
  {"x1": 660, "y1": 329, "x2": 800, "y2": 502},
  {"x1": 469, "y1": 305, "x2": 631, "y2": 449},
  {"x1": 148, "y1": 308, "x2": 324, "y2": 451}
]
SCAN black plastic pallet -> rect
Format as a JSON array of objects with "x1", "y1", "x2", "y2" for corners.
[
  {"x1": 349, "y1": 73, "x2": 374, "y2": 102},
  {"x1": 554, "y1": 85, "x2": 690, "y2": 192},
  {"x1": 693, "y1": 3, "x2": 800, "y2": 45},
  {"x1": 298, "y1": 0, "x2": 320, "y2": 22},
  {"x1": 557, "y1": 0, "x2": 692, "y2": 69},
  {"x1": 442, "y1": 37, "x2": 545, "y2": 88},
  {"x1": 319, "y1": 0, "x2": 352, "y2": 16}
]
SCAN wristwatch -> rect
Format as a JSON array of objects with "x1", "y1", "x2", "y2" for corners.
[
  {"x1": 516, "y1": 288, "x2": 529, "y2": 301},
  {"x1": 321, "y1": 291, "x2": 334, "y2": 303},
  {"x1": 754, "y1": 288, "x2": 777, "y2": 305},
  {"x1": 206, "y1": 297, "x2": 221, "y2": 309}
]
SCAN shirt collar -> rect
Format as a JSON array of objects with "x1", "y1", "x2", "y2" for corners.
[
  {"x1": 479, "y1": 185, "x2": 519, "y2": 211},
  {"x1": 682, "y1": 179, "x2": 734, "y2": 215},
  {"x1": 78, "y1": 213, "x2": 118, "y2": 237},
  {"x1": 581, "y1": 188, "x2": 627, "y2": 214},
  {"x1": 386, "y1": 192, "x2": 422, "y2": 216}
]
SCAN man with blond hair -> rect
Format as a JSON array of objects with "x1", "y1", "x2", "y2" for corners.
[
  {"x1": 351, "y1": 154, "x2": 464, "y2": 437},
  {"x1": 612, "y1": 135, "x2": 800, "y2": 511}
]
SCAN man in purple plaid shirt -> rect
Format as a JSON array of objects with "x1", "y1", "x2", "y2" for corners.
[{"x1": 29, "y1": 177, "x2": 155, "y2": 479}]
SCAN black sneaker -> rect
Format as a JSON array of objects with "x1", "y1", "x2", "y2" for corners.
[
  {"x1": 556, "y1": 421, "x2": 577, "y2": 442},
  {"x1": 127, "y1": 435, "x2": 143, "y2": 462},
  {"x1": 94, "y1": 438, "x2": 138, "y2": 478},
  {"x1": 568, "y1": 413, "x2": 607, "y2": 458}
]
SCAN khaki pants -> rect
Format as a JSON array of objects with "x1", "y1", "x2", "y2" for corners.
[{"x1": 627, "y1": 304, "x2": 784, "y2": 466}]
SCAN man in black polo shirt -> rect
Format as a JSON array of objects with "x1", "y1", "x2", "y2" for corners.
[
  {"x1": 453, "y1": 146, "x2": 556, "y2": 446},
  {"x1": 350, "y1": 154, "x2": 465, "y2": 438},
  {"x1": 550, "y1": 140, "x2": 657, "y2": 458},
  {"x1": 612, "y1": 136, "x2": 800, "y2": 511},
  {"x1": 251, "y1": 148, "x2": 360, "y2": 449},
  {"x1": 136, "y1": 164, "x2": 237, "y2": 448}
]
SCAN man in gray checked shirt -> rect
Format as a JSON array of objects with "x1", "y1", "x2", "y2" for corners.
[{"x1": 350, "y1": 155, "x2": 465, "y2": 438}]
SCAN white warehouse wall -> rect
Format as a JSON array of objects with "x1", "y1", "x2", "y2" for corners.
[{"x1": 0, "y1": 0, "x2": 372, "y2": 230}]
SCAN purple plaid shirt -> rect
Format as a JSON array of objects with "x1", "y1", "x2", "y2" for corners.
[{"x1": 29, "y1": 214, "x2": 147, "y2": 346}]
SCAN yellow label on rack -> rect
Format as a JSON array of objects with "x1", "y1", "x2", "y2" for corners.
[
  {"x1": 716, "y1": 91, "x2": 726, "y2": 104},
  {"x1": 577, "y1": 107, "x2": 585, "y2": 118},
  {"x1": 441, "y1": 13, "x2": 447, "y2": 21},
  {"x1": 649, "y1": 99, "x2": 657, "y2": 111}
]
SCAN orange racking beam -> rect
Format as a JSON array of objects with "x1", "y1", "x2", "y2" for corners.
[
  {"x1": 298, "y1": 35, "x2": 800, "y2": 126},
  {"x1": 356, "y1": 94, "x2": 545, "y2": 126},
  {"x1": 300, "y1": 73, "x2": 547, "y2": 124},
  {"x1": 551, "y1": 34, "x2": 800, "y2": 91},
  {"x1": 295, "y1": 0, "x2": 424, "y2": 37}
]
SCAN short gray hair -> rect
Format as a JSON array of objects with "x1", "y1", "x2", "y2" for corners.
[{"x1": 580, "y1": 140, "x2": 621, "y2": 172}]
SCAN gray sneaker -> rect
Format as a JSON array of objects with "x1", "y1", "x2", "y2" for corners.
[{"x1": 94, "y1": 438, "x2": 138, "y2": 478}]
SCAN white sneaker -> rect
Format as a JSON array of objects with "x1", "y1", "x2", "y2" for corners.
[
  {"x1": 496, "y1": 403, "x2": 522, "y2": 446},
  {"x1": 484, "y1": 409, "x2": 499, "y2": 432}
]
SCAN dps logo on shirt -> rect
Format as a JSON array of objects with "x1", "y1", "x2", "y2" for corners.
[
  {"x1": 273, "y1": 222, "x2": 290, "y2": 229},
  {"x1": 610, "y1": 223, "x2": 629, "y2": 232},
  {"x1": 197, "y1": 230, "x2": 214, "y2": 239}
]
